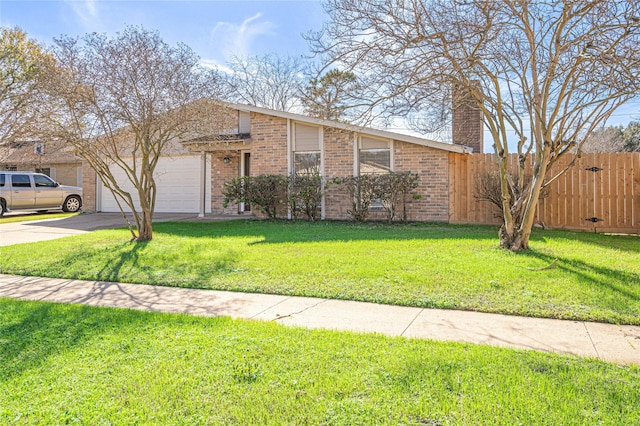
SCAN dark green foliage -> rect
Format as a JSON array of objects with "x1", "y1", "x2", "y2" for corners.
[
  {"x1": 288, "y1": 173, "x2": 325, "y2": 221},
  {"x1": 333, "y1": 172, "x2": 421, "y2": 222},
  {"x1": 622, "y1": 121, "x2": 640, "y2": 152},
  {"x1": 225, "y1": 172, "x2": 421, "y2": 223},
  {"x1": 377, "y1": 172, "x2": 421, "y2": 223},
  {"x1": 331, "y1": 175, "x2": 379, "y2": 222},
  {"x1": 223, "y1": 175, "x2": 288, "y2": 219}
]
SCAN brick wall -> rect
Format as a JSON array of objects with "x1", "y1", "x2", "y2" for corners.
[
  {"x1": 250, "y1": 112, "x2": 288, "y2": 176},
  {"x1": 394, "y1": 141, "x2": 450, "y2": 222},
  {"x1": 452, "y1": 84, "x2": 484, "y2": 153},
  {"x1": 323, "y1": 127, "x2": 354, "y2": 219},
  {"x1": 211, "y1": 152, "x2": 240, "y2": 214},
  {"x1": 81, "y1": 161, "x2": 97, "y2": 212}
]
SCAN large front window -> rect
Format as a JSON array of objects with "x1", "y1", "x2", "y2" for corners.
[
  {"x1": 359, "y1": 136, "x2": 390, "y2": 174},
  {"x1": 293, "y1": 123, "x2": 321, "y2": 175}
]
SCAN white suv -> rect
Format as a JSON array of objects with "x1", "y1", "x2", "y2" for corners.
[{"x1": 0, "y1": 171, "x2": 83, "y2": 216}]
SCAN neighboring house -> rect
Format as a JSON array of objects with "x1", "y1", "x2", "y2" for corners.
[
  {"x1": 0, "y1": 140, "x2": 83, "y2": 187},
  {"x1": 82, "y1": 102, "x2": 484, "y2": 222}
]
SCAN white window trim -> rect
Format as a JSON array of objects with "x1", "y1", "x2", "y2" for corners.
[
  {"x1": 357, "y1": 135, "x2": 393, "y2": 175},
  {"x1": 290, "y1": 121, "x2": 325, "y2": 219}
]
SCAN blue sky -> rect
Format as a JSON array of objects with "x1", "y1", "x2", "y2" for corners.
[
  {"x1": 0, "y1": 0, "x2": 326, "y2": 67},
  {"x1": 0, "y1": 0, "x2": 637, "y2": 146}
]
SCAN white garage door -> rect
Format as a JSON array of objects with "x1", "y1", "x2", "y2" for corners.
[{"x1": 99, "y1": 156, "x2": 210, "y2": 213}]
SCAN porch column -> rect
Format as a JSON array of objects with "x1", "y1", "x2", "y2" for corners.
[{"x1": 199, "y1": 150, "x2": 207, "y2": 218}]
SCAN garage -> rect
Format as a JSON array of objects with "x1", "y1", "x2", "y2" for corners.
[{"x1": 98, "y1": 155, "x2": 210, "y2": 213}]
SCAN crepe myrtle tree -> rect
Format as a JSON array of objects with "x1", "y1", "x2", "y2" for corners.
[
  {"x1": 310, "y1": 0, "x2": 640, "y2": 250},
  {"x1": 43, "y1": 26, "x2": 230, "y2": 241}
]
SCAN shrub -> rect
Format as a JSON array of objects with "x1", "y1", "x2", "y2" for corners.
[
  {"x1": 288, "y1": 173, "x2": 325, "y2": 221},
  {"x1": 332, "y1": 175, "x2": 379, "y2": 222},
  {"x1": 474, "y1": 171, "x2": 548, "y2": 220},
  {"x1": 377, "y1": 172, "x2": 421, "y2": 223},
  {"x1": 223, "y1": 175, "x2": 288, "y2": 219}
]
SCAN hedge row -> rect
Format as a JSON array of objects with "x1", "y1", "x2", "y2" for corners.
[{"x1": 223, "y1": 172, "x2": 420, "y2": 223}]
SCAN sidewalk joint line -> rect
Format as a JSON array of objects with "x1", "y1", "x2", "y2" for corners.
[
  {"x1": 401, "y1": 308, "x2": 424, "y2": 337},
  {"x1": 583, "y1": 322, "x2": 601, "y2": 361}
]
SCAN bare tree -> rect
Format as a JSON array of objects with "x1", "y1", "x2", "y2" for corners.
[
  {"x1": 311, "y1": 0, "x2": 640, "y2": 250},
  {"x1": 0, "y1": 27, "x2": 52, "y2": 143},
  {"x1": 581, "y1": 126, "x2": 625, "y2": 153},
  {"x1": 42, "y1": 26, "x2": 230, "y2": 241},
  {"x1": 222, "y1": 53, "x2": 306, "y2": 111}
]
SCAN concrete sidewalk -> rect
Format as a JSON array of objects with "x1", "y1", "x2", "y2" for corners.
[{"x1": 0, "y1": 273, "x2": 638, "y2": 365}]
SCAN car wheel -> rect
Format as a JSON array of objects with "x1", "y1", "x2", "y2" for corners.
[
  {"x1": 62, "y1": 195, "x2": 81, "y2": 212},
  {"x1": 0, "y1": 199, "x2": 5, "y2": 217}
]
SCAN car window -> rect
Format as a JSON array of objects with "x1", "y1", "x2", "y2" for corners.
[
  {"x1": 11, "y1": 174, "x2": 32, "y2": 188},
  {"x1": 34, "y1": 174, "x2": 57, "y2": 188},
  {"x1": 0, "y1": 174, "x2": 4, "y2": 187}
]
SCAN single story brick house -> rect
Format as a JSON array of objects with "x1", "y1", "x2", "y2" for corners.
[
  {"x1": 80, "y1": 102, "x2": 483, "y2": 222},
  {"x1": 0, "y1": 140, "x2": 83, "y2": 187}
]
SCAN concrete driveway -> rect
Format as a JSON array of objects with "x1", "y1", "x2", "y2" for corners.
[{"x1": 0, "y1": 212, "x2": 201, "y2": 246}]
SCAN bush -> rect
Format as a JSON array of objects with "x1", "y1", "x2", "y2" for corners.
[
  {"x1": 331, "y1": 175, "x2": 380, "y2": 222},
  {"x1": 377, "y1": 172, "x2": 421, "y2": 223},
  {"x1": 224, "y1": 171, "x2": 421, "y2": 223},
  {"x1": 288, "y1": 173, "x2": 325, "y2": 221},
  {"x1": 223, "y1": 175, "x2": 288, "y2": 219},
  {"x1": 474, "y1": 171, "x2": 547, "y2": 220}
]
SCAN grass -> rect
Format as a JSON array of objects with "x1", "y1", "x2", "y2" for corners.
[
  {"x1": 1, "y1": 220, "x2": 639, "y2": 324},
  {"x1": 0, "y1": 212, "x2": 78, "y2": 224},
  {"x1": 1, "y1": 298, "x2": 638, "y2": 425}
]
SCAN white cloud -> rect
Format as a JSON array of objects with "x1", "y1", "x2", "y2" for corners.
[
  {"x1": 66, "y1": 0, "x2": 104, "y2": 31},
  {"x1": 210, "y1": 13, "x2": 276, "y2": 60},
  {"x1": 199, "y1": 59, "x2": 233, "y2": 75}
]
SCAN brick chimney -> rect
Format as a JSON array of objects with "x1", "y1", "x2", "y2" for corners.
[{"x1": 452, "y1": 83, "x2": 484, "y2": 153}]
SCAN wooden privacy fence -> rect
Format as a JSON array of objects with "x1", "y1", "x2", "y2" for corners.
[{"x1": 449, "y1": 152, "x2": 640, "y2": 233}]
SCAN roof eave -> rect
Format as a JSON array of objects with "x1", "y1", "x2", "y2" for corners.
[{"x1": 229, "y1": 103, "x2": 472, "y2": 154}]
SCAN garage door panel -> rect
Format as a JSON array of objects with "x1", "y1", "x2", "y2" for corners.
[{"x1": 99, "y1": 156, "x2": 210, "y2": 213}]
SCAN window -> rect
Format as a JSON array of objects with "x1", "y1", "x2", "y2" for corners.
[
  {"x1": 34, "y1": 141, "x2": 45, "y2": 155},
  {"x1": 35, "y1": 168, "x2": 51, "y2": 177},
  {"x1": 34, "y1": 174, "x2": 57, "y2": 188},
  {"x1": 11, "y1": 174, "x2": 32, "y2": 188},
  {"x1": 5, "y1": 166, "x2": 17, "y2": 171},
  {"x1": 294, "y1": 152, "x2": 321, "y2": 175},
  {"x1": 0, "y1": 174, "x2": 5, "y2": 187},
  {"x1": 239, "y1": 111, "x2": 251, "y2": 134},
  {"x1": 293, "y1": 123, "x2": 321, "y2": 175},
  {"x1": 359, "y1": 136, "x2": 390, "y2": 174}
]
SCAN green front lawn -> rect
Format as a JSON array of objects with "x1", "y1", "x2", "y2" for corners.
[
  {"x1": 1, "y1": 298, "x2": 638, "y2": 424},
  {"x1": 1, "y1": 220, "x2": 638, "y2": 324}
]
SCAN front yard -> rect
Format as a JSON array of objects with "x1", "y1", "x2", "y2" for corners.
[
  {"x1": 1, "y1": 298, "x2": 638, "y2": 424},
  {"x1": 1, "y1": 220, "x2": 638, "y2": 324}
]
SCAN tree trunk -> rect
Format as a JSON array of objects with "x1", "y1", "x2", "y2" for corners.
[
  {"x1": 498, "y1": 168, "x2": 547, "y2": 251},
  {"x1": 135, "y1": 210, "x2": 154, "y2": 242},
  {"x1": 499, "y1": 224, "x2": 528, "y2": 251}
]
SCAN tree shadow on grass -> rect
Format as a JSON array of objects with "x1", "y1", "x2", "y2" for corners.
[
  {"x1": 527, "y1": 250, "x2": 640, "y2": 303},
  {"x1": 0, "y1": 301, "x2": 108, "y2": 382},
  {"x1": 94, "y1": 241, "x2": 149, "y2": 283},
  {"x1": 531, "y1": 228, "x2": 640, "y2": 254}
]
